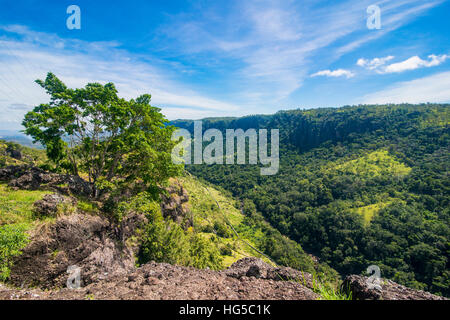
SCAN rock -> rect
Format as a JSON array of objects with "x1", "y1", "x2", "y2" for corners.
[
  {"x1": 8, "y1": 214, "x2": 137, "y2": 289},
  {"x1": 33, "y1": 194, "x2": 77, "y2": 216},
  {"x1": 224, "y1": 257, "x2": 314, "y2": 289},
  {"x1": 160, "y1": 182, "x2": 192, "y2": 229},
  {"x1": 0, "y1": 165, "x2": 92, "y2": 197},
  {"x1": 7, "y1": 148, "x2": 22, "y2": 160},
  {"x1": 1, "y1": 258, "x2": 320, "y2": 300},
  {"x1": 342, "y1": 275, "x2": 446, "y2": 300},
  {"x1": 225, "y1": 257, "x2": 273, "y2": 279}
]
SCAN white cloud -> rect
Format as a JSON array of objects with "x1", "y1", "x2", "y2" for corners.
[
  {"x1": 356, "y1": 54, "x2": 449, "y2": 74},
  {"x1": 382, "y1": 54, "x2": 449, "y2": 73},
  {"x1": 158, "y1": 0, "x2": 442, "y2": 106},
  {"x1": 361, "y1": 71, "x2": 450, "y2": 104},
  {"x1": 0, "y1": 26, "x2": 242, "y2": 129},
  {"x1": 357, "y1": 56, "x2": 395, "y2": 70},
  {"x1": 311, "y1": 69, "x2": 355, "y2": 79}
]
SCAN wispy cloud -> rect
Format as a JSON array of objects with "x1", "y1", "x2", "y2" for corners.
[
  {"x1": 157, "y1": 0, "x2": 442, "y2": 105},
  {"x1": 311, "y1": 69, "x2": 355, "y2": 78},
  {"x1": 0, "y1": 25, "x2": 241, "y2": 128},
  {"x1": 357, "y1": 56, "x2": 395, "y2": 70},
  {"x1": 361, "y1": 71, "x2": 450, "y2": 104},
  {"x1": 382, "y1": 54, "x2": 449, "y2": 73}
]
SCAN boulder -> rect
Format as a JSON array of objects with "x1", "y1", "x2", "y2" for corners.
[
  {"x1": 224, "y1": 257, "x2": 314, "y2": 288},
  {"x1": 33, "y1": 194, "x2": 77, "y2": 216},
  {"x1": 342, "y1": 274, "x2": 446, "y2": 300},
  {"x1": 7, "y1": 148, "x2": 22, "y2": 160}
]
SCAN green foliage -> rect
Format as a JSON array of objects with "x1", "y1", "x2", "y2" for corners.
[
  {"x1": 177, "y1": 175, "x2": 337, "y2": 275},
  {"x1": 0, "y1": 140, "x2": 47, "y2": 168},
  {"x1": 0, "y1": 224, "x2": 29, "y2": 281},
  {"x1": 22, "y1": 73, "x2": 181, "y2": 198},
  {"x1": 330, "y1": 150, "x2": 411, "y2": 178},
  {"x1": 313, "y1": 281, "x2": 352, "y2": 300},
  {"x1": 118, "y1": 192, "x2": 224, "y2": 270},
  {"x1": 0, "y1": 183, "x2": 52, "y2": 225},
  {"x1": 176, "y1": 104, "x2": 450, "y2": 296}
]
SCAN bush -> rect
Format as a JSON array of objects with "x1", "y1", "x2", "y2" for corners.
[
  {"x1": 0, "y1": 224, "x2": 29, "y2": 281},
  {"x1": 121, "y1": 193, "x2": 224, "y2": 270}
]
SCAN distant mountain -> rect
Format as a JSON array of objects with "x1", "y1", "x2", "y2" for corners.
[{"x1": 0, "y1": 131, "x2": 43, "y2": 149}]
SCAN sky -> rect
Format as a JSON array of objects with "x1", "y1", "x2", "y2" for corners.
[{"x1": 0, "y1": 0, "x2": 449, "y2": 130}]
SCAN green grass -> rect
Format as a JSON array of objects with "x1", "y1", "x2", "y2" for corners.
[
  {"x1": 331, "y1": 149, "x2": 412, "y2": 178},
  {"x1": 276, "y1": 269, "x2": 352, "y2": 300},
  {"x1": 314, "y1": 283, "x2": 352, "y2": 300},
  {"x1": 0, "y1": 183, "x2": 52, "y2": 227},
  {"x1": 177, "y1": 175, "x2": 273, "y2": 267},
  {"x1": 76, "y1": 198, "x2": 99, "y2": 214},
  {"x1": 352, "y1": 200, "x2": 396, "y2": 224}
]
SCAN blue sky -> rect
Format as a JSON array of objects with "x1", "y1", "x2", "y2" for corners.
[{"x1": 0, "y1": 0, "x2": 449, "y2": 130}]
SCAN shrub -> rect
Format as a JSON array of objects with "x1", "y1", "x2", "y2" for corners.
[
  {"x1": 0, "y1": 224, "x2": 29, "y2": 281},
  {"x1": 128, "y1": 193, "x2": 224, "y2": 270}
]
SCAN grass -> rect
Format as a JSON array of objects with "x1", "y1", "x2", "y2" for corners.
[
  {"x1": 313, "y1": 283, "x2": 352, "y2": 300},
  {"x1": 353, "y1": 200, "x2": 393, "y2": 224},
  {"x1": 279, "y1": 270, "x2": 352, "y2": 300},
  {"x1": 331, "y1": 149, "x2": 412, "y2": 178},
  {"x1": 0, "y1": 183, "x2": 52, "y2": 227},
  {"x1": 76, "y1": 197, "x2": 99, "y2": 214},
  {"x1": 177, "y1": 175, "x2": 273, "y2": 267}
]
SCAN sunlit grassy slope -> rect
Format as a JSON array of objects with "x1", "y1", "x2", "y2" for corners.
[
  {"x1": 0, "y1": 184, "x2": 52, "y2": 228},
  {"x1": 324, "y1": 149, "x2": 412, "y2": 223},
  {"x1": 333, "y1": 150, "x2": 412, "y2": 178},
  {"x1": 176, "y1": 175, "x2": 274, "y2": 267}
]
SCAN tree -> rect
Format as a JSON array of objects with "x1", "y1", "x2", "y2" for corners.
[{"x1": 23, "y1": 73, "x2": 181, "y2": 198}]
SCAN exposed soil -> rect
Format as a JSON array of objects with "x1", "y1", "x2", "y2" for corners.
[{"x1": 0, "y1": 260, "x2": 320, "y2": 300}]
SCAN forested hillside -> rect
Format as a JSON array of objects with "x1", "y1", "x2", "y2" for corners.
[{"x1": 173, "y1": 104, "x2": 450, "y2": 296}]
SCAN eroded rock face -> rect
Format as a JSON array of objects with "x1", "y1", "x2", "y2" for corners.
[
  {"x1": 8, "y1": 213, "x2": 146, "y2": 290},
  {"x1": 160, "y1": 182, "x2": 192, "y2": 229},
  {"x1": 342, "y1": 275, "x2": 446, "y2": 300}
]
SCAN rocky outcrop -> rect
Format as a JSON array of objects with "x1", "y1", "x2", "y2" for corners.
[
  {"x1": 160, "y1": 182, "x2": 192, "y2": 229},
  {"x1": 0, "y1": 165, "x2": 92, "y2": 197},
  {"x1": 342, "y1": 275, "x2": 446, "y2": 300},
  {"x1": 8, "y1": 213, "x2": 146, "y2": 290},
  {"x1": 3, "y1": 249, "x2": 447, "y2": 300},
  {"x1": 1, "y1": 259, "x2": 319, "y2": 300},
  {"x1": 6, "y1": 147, "x2": 22, "y2": 160},
  {"x1": 224, "y1": 257, "x2": 314, "y2": 289},
  {"x1": 33, "y1": 194, "x2": 78, "y2": 216}
]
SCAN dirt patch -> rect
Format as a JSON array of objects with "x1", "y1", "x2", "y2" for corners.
[{"x1": 0, "y1": 260, "x2": 319, "y2": 300}]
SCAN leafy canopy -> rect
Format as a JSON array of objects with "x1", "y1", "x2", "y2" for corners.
[{"x1": 22, "y1": 73, "x2": 181, "y2": 198}]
